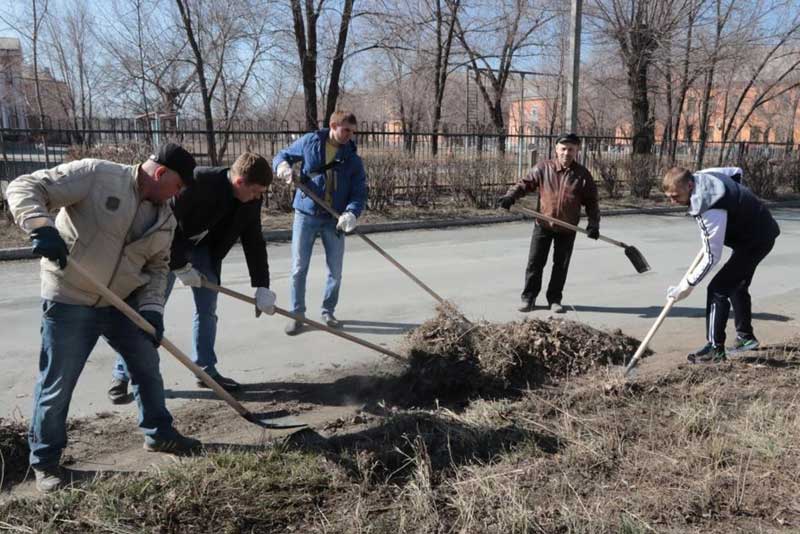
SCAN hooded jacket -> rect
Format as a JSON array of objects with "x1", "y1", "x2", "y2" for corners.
[{"x1": 685, "y1": 167, "x2": 780, "y2": 286}]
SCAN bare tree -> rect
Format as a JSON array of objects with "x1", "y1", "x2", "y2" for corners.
[
  {"x1": 453, "y1": 0, "x2": 554, "y2": 153},
  {"x1": 289, "y1": 0, "x2": 356, "y2": 130},
  {"x1": 590, "y1": 0, "x2": 690, "y2": 154},
  {"x1": 43, "y1": 0, "x2": 102, "y2": 136},
  {"x1": 0, "y1": 0, "x2": 51, "y2": 162},
  {"x1": 174, "y1": 0, "x2": 217, "y2": 163},
  {"x1": 712, "y1": 12, "x2": 800, "y2": 163}
]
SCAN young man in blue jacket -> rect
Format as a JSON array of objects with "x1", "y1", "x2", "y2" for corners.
[
  {"x1": 273, "y1": 110, "x2": 367, "y2": 334},
  {"x1": 662, "y1": 166, "x2": 780, "y2": 363}
]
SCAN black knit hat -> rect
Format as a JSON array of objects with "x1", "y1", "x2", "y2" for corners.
[
  {"x1": 555, "y1": 133, "x2": 581, "y2": 145},
  {"x1": 151, "y1": 143, "x2": 196, "y2": 185}
]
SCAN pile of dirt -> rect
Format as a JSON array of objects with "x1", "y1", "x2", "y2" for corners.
[
  {"x1": 401, "y1": 303, "x2": 646, "y2": 403},
  {"x1": 0, "y1": 419, "x2": 29, "y2": 488}
]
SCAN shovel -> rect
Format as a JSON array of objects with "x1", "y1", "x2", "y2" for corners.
[
  {"x1": 66, "y1": 258, "x2": 307, "y2": 430},
  {"x1": 623, "y1": 250, "x2": 705, "y2": 376},
  {"x1": 201, "y1": 279, "x2": 408, "y2": 364},
  {"x1": 510, "y1": 205, "x2": 651, "y2": 274}
]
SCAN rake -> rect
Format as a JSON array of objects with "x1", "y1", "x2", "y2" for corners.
[{"x1": 510, "y1": 205, "x2": 651, "y2": 274}]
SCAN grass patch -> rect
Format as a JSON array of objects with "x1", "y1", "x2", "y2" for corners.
[{"x1": 4, "y1": 344, "x2": 800, "y2": 533}]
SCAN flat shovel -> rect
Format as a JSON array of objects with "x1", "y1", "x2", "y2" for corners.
[
  {"x1": 510, "y1": 205, "x2": 651, "y2": 274},
  {"x1": 66, "y1": 258, "x2": 307, "y2": 430}
]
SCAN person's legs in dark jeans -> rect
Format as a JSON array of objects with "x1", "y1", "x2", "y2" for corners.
[
  {"x1": 706, "y1": 240, "x2": 773, "y2": 347},
  {"x1": 521, "y1": 224, "x2": 553, "y2": 305},
  {"x1": 545, "y1": 231, "x2": 577, "y2": 306}
]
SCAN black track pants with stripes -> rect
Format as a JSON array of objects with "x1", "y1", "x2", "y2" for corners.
[{"x1": 705, "y1": 238, "x2": 775, "y2": 345}]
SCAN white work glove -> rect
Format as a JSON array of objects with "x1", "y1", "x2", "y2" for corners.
[
  {"x1": 667, "y1": 278, "x2": 693, "y2": 302},
  {"x1": 174, "y1": 264, "x2": 204, "y2": 287},
  {"x1": 336, "y1": 211, "x2": 357, "y2": 233},
  {"x1": 277, "y1": 161, "x2": 294, "y2": 185},
  {"x1": 254, "y1": 287, "x2": 276, "y2": 317}
]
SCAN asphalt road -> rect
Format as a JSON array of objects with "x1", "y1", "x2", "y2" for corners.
[{"x1": 2, "y1": 208, "x2": 798, "y2": 419}]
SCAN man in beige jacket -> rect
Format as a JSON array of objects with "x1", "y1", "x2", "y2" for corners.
[{"x1": 7, "y1": 143, "x2": 201, "y2": 493}]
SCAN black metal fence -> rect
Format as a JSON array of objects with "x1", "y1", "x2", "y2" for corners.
[{"x1": 2, "y1": 122, "x2": 799, "y2": 186}]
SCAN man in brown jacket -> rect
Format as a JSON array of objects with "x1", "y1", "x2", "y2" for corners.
[{"x1": 497, "y1": 133, "x2": 601, "y2": 313}]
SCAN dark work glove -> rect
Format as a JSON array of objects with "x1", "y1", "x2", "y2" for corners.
[
  {"x1": 586, "y1": 225, "x2": 600, "y2": 240},
  {"x1": 496, "y1": 195, "x2": 515, "y2": 210},
  {"x1": 139, "y1": 310, "x2": 164, "y2": 347},
  {"x1": 30, "y1": 226, "x2": 69, "y2": 268}
]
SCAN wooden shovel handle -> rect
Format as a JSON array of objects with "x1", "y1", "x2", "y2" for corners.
[
  {"x1": 203, "y1": 279, "x2": 408, "y2": 363},
  {"x1": 294, "y1": 180, "x2": 448, "y2": 306},
  {"x1": 511, "y1": 205, "x2": 626, "y2": 248},
  {"x1": 66, "y1": 258, "x2": 252, "y2": 417},
  {"x1": 623, "y1": 249, "x2": 705, "y2": 376}
]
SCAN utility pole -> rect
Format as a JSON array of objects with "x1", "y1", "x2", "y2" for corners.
[{"x1": 564, "y1": 0, "x2": 582, "y2": 133}]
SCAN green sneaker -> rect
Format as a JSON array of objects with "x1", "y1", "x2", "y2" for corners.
[
  {"x1": 687, "y1": 343, "x2": 727, "y2": 364},
  {"x1": 729, "y1": 336, "x2": 759, "y2": 354}
]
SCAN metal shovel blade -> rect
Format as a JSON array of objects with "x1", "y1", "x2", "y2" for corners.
[
  {"x1": 624, "y1": 245, "x2": 651, "y2": 274},
  {"x1": 245, "y1": 412, "x2": 308, "y2": 430}
]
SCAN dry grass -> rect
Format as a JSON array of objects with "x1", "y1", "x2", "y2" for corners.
[
  {"x1": 399, "y1": 303, "x2": 646, "y2": 403},
  {"x1": 3, "y1": 333, "x2": 800, "y2": 533}
]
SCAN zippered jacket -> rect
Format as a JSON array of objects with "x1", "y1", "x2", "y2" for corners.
[
  {"x1": 7, "y1": 159, "x2": 175, "y2": 312},
  {"x1": 273, "y1": 128, "x2": 367, "y2": 218},
  {"x1": 505, "y1": 159, "x2": 600, "y2": 233},
  {"x1": 170, "y1": 166, "x2": 269, "y2": 287},
  {"x1": 685, "y1": 166, "x2": 780, "y2": 286}
]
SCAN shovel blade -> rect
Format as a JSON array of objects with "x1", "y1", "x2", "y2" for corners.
[
  {"x1": 245, "y1": 413, "x2": 308, "y2": 430},
  {"x1": 624, "y1": 245, "x2": 651, "y2": 274}
]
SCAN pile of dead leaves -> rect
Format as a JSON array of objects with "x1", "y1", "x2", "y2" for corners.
[
  {"x1": 0, "y1": 418, "x2": 29, "y2": 488},
  {"x1": 401, "y1": 303, "x2": 647, "y2": 403}
]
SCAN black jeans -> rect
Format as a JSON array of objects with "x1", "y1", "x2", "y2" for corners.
[
  {"x1": 521, "y1": 224, "x2": 576, "y2": 305},
  {"x1": 706, "y1": 238, "x2": 775, "y2": 346}
]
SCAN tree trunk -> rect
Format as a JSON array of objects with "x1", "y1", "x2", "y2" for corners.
[
  {"x1": 323, "y1": 0, "x2": 353, "y2": 126},
  {"x1": 291, "y1": 0, "x2": 320, "y2": 131},
  {"x1": 430, "y1": 0, "x2": 459, "y2": 157},
  {"x1": 31, "y1": 0, "x2": 50, "y2": 164},
  {"x1": 174, "y1": 0, "x2": 217, "y2": 164},
  {"x1": 695, "y1": 65, "x2": 715, "y2": 168},
  {"x1": 628, "y1": 57, "x2": 653, "y2": 155}
]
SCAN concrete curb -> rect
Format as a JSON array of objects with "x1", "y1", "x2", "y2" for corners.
[{"x1": 3, "y1": 200, "x2": 799, "y2": 262}]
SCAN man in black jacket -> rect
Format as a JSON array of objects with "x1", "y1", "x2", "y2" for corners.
[{"x1": 109, "y1": 152, "x2": 276, "y2": 398}]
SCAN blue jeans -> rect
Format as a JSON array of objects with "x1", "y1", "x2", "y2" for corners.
[
  {"x1": 290, "y1": 211, "x2": 346, "y2": 315},
  {"x1": 30, "y1": 299, "x2": 175, "y2": 469},
  {"x1": 114, "y1": 246, "x2": 223, "y2": 379}
]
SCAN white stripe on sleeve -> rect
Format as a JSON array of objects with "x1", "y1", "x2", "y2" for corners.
[{"x1": 687, "y1": 209, "x2": 727, "y2": 286}]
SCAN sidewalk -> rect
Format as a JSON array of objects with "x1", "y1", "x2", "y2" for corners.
[{"x1": 2, "y1": 201, "x2": 798, "y2": 262}]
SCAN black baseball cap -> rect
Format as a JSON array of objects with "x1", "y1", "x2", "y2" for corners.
[
  {"x1": 555, "y1": 133, "x2": 581, "y2": 145},
  {"x1": 151, "y1": 143, "x2": 196, "y2": 185}
]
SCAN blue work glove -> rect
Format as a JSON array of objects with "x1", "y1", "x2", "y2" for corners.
[
  {"x1": 30, "y1": 226, "x2": 69, "y2": 268},
  {"x1": 586, "y1": 224, "x2": 600, "y2": 240},
  {"x1": 139, "y1": 310, "x2": 164, "y2": 347}
]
